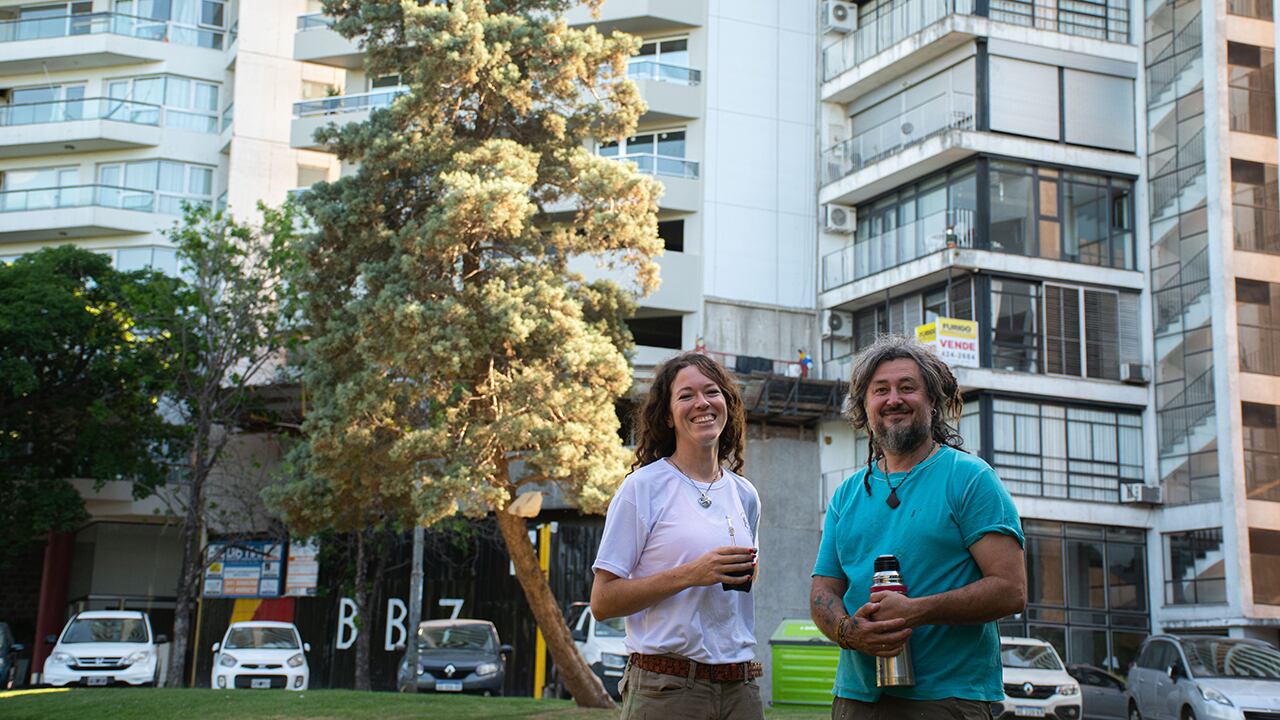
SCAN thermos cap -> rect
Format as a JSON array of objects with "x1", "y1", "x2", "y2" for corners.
[{"x1": 873, "y1": 554, "x2": 899, "y2": 572}]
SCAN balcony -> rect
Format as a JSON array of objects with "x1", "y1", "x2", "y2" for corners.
[
  {"x1": 562, "y1": 0, "x2": 706, "y2": 34},
  {"x1": 604, "y1": 154, "x2": 700, "y2": 212},
  {"x1": 821, "y1": 0, "x2": 1131, "y2": 104},
  {"x1": 0, "y1": 12, "x2": 222, "y2": 74},
  {"x1": 627, "y1": 61, "x2": 702, "y2": 122},
  {"x1": 0, "y1": 185, "x2": 170, "y2": 243},
  {"x1": 290, "y1": 87, "x2": 409, "y2": 150},
  {"x1": 293, "y1": 13, "x2": 363, "y2": 69},
  {"x1": 822, "y1": 208, "x2": 974, "y2": 292},
  {"x1": 569, "y1": 247, "x2": 699, "y2": 313},
  {"x1": 0, "y1": 98, "x2": 161, "y2": 159}
]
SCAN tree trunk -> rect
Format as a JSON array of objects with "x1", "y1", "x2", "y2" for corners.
[
  {"x1": 165, "y1": 459, "x2": 206, "y2": 687},
  {"x1": 494, "y1": 509, "x2": 614, "y2": 709},
  {"x1": 353, "y1": 528, "x2": 371, "y2": 691}
]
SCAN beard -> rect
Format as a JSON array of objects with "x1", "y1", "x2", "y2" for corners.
[{"x1": 873, "y1": 413, "x2": 931, "y2": 455}]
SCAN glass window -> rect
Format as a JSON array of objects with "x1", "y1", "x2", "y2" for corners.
[
  {"x1": 597, "y1": 129, "x2": 693, "y2": 178},
  {"x1": 991, "y1": 279, "x2": 1039, "y2": 372},
  {"x1": 1242, "y1": 401, "x2": 1280, "y2": 502},
  {"x1": 1250, "y1": 528, "x2": 1280, "y2": 605},
  {"x1": 1227, "y1": 42, "x2": 1277, "y2": 137},
  {"x1": 1228, "y1": 0, "x2": 1273, "y2": 20},
  {"x1": 1164, "y1": 529, "x2": 1227, "y2": 605},
  {"x1": 1232, "y1": 159, "x2": 1280, "y2": 255},
  {"x1": 106, "y1": 75, "x2": 220, "y2": 133},
  {"x1": 991, "y1": 167, "x2": 1034, "y2": 256},
  {"x1": 97, "y1": 159, "x2": 214, "y2": 215}
]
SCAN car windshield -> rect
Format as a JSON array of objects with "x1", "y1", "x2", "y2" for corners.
[
  {"x1": 596, "y1": 617, "x2": 625, "y2": 638},
  {"x1": 1001, "y1": 643, "x2": 1063, "y2": 670},
  {"x1": 417, "y1": 624, "x2": 494, "y2": 651},
  {"x1": 62, "y1": 618, "x2": 148, "y2": 644},
  {"x1": 224, "y1": 627, "x2": 299, "y2": 650},
  {"x1": 1182, "y1": 639, "x2": 1280, "y2": 679}
]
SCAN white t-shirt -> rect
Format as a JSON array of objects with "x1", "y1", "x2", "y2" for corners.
[{"x1": 592, "y1": 458, "x2": 761, "y2": 664}]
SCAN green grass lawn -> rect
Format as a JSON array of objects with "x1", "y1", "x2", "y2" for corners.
[{"x1": 0, "y1": 688, "x2": 832, "y2": 719}]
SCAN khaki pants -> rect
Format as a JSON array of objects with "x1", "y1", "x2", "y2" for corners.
[
  {"x1": 831, "y1": 695, "x2": 993, "y2": 720},
  {"x1": 618, "y1": 660, "x2": 764, "y2": 720}
]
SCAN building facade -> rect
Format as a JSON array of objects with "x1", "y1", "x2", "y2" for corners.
[{"x1": 815, "y1": 0, "x2": 1280, "y2": 673}]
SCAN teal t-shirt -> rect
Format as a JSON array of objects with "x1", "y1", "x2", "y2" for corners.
[{"x1": 812, "y1": 444, "x2": 1023, "y2": 702}]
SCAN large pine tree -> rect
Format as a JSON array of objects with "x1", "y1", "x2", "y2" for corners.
[{"x1": 273, "y1": 0, "x2": 661, "y2": 706}]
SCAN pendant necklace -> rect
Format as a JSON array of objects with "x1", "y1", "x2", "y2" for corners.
[
  {"x1": 875, "y1": 441, "x2": 936, "y2": 510},
  {"x1": 668, "y1": 458, "x2": 720, "y2": 508}
]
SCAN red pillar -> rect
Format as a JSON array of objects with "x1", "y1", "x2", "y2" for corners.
[{"x1": 31, "y1": 531, "x2": 74, "y2": 684}]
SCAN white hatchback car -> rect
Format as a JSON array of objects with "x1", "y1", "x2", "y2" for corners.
[
  {"x1": 211, "y1": 621, "x2": 310, "y2": 691},
  {"x1": 42, "y1": 610, "x2": 164, "y2": 687},
  {"x1": 995, "y1": 636, "x2": 1083, "y2": 720}
]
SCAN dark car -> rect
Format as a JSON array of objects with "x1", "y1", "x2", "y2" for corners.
[
  {"x1": 396, "y1": 619, "x2": 511, "y2": 695},
  {"x1": 1066, "y1": 664, "x2": 1127, "y2": 720},
  {"x1": 1, "y1": 623, "x2": 25, "y2": 689}
]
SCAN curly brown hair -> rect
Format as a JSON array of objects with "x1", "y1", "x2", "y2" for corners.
[
  {"x1": 844, "y1": 334, "x2": 966, "y2": 471},
  {"x1": 631, "y1": 352, "x2": 747, "y2": 473}
]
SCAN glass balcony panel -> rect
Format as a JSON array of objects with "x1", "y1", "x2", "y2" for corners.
[
  {"x1": 297, "y1": 13, "x2": 336, "y2": 30},
  {"x1": 293, "y1": 87, "x2": 410, "y2": 117},
  {"x1": 0, "y1": 12, "x2": 220, "y2": 48},
  {"x1": 823, "y1": 93, "x2": 975, "y2": 185},
  {"x1": 820, "y1": 208, "x2": 974, "y2": 291},
  {"x1": 822, "y1": 0, "x2": 976, "y2": 81},
  {"x1": 627, "y1": 61, "x2": 701, "y2": 85},
  {"x1": 0, "y1": 98, "x2": 162, "y2": 126}
]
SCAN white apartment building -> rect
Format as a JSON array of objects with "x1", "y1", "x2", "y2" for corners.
[
  {"x1": 0, "y1": 0, "x2": 316, "y2": 675},
  {"x1": 815, "y1": 0, "x2": 1280, "y2": 673}
]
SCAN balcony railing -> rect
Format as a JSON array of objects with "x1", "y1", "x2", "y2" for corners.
[
  {"x1": 0, "y1": 184, "x2": 156, "y2": 213},
  {"x1": 0, "y1": 98, "x2": 161, "y2": 127},
  {"x1": 0, "y1": 12, "x2": 224, "y2": 49},
  {"x1": 627, "y1": 61, "x2": 701, "y2": 86},
  {"x1": 823, "y1": 93, "x2": 974, "y2": 185},
  {"x1": 822, "y1": 0, "x2": 1128, "y2": 82},
  {"x1": 823, "y1": 0, "x2": 974, "y2": 81},
  {"x1": 221, "y1": 103, "x2": 234, "y2": 132},
  {"x1": 606, "y1": 153, "x2": 699, "y2": 179},
  {"x1": 293, "y1": 87, "x2": 409, "y2": 118},
  {"x1": 297, "y1": 13, "x2": 336, "y2": 30},
  {"x1": 821, "y1": 208, "x2": 975, "y2": 291}
]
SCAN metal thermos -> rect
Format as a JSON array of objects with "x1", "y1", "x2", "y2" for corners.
[{"x1": 871, "y1": 554, "x2": 915, "y2": 687}]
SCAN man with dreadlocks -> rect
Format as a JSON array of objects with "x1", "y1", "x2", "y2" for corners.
[{"x1": 809, "y1": 334, "x2": 1027, "y2": 719}]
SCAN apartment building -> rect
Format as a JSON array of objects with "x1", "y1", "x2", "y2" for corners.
[
  {"x1": 815, "y1": 0, "x2": 1280, "y2": 671},
  {"x1": 0, "y1": 0, "x2": 316, "y2": 678}
]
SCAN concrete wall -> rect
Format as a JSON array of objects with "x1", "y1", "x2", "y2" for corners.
[{"x1": 746, "y1": 431, "x2": 821, "y2": 704}]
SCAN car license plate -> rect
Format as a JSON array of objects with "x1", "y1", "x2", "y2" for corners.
[
  {"x1": 1014, "y1": 707, "x2": 1045, "y2": 718},
  {"x1": 436, "y1": 680, "x2": 463, "y2": 692},
  {"x1": 251, "y1": 678, "x2": 272, "y2": 689},
  {"x1": 86, "y1": 677, "x2": 109, "y2": 687}
]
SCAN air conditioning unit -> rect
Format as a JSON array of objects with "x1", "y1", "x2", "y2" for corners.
[
  {"x1": 1120, "y1": 362, "x2": 1150, "y2": 385},
  {"x1": 823, "y1": 1, "x2": 858, "y2": 33},
  {"x1": 1120, "y1": 483, "x2": 1163, "y2": 505},
  {"x1": 824, "y1": 204, "x2": 856, "y2": 234},
  {"x1": 822, "y1": 309, "x2": 854, "y2": 339}
]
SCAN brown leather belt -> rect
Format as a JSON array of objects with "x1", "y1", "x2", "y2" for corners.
[{"x1": 628, "y1": 653, "x2": 763, "y2": 682}]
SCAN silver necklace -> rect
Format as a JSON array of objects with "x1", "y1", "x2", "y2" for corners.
[{"x1": 668, "y1": 458, "x2": 721, "y2": 508}]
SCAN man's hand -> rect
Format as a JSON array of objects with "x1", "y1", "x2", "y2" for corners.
[
  {"x1": 867, "y1": 591, "x2": 929, "y2": 628},
  {"x1": 841, "y1": 600, "x2": 912, "y2": 657}
]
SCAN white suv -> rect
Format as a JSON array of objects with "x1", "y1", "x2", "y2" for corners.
[
  {"x1": 994, "y1": 636, "x2": 1082, "y2": 720},
  {"x1": 42, "y1": 611, "x2": 164, "y2": 687}
]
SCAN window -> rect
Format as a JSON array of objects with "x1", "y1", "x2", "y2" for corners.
[
  {"x1": 626, "y1": 315, "x2": 682, "y2": 349},
  {"x1": 1042, "y1": 285, "x2": 1131, "y2": 380},
  {"x1": 849, "y1": 165, "x2": 977, "y2": 280},
  {"x1": 1227, "y1": 42, "x2": 1276, "y2": 137},
  {"x1": 631, "y1": 37, "x2": 698, "y2": 85},
  {"x1": 1004, "y1": 521, "x2": 1148, "y2": 674},
  {"x1": 1242, "y1": 401, "x2": 1280, "y2": 502},
  {"x1": 113, "y1": 246, "x2": 178, "y2": 276},
  {"x1": 3, "y1": 84, "x2": 86, "y2": 125},
  {"x1": 1164, "y1": 529, "x2": 1226, "y2": 605},
  {"x1": 0, "y1": 166, "x2": 80, "y2": 211},
  {"x1": 116, "y1": 0, "x2": 227, "y2": 48},
  {"x1": 296, "y1": 165, "x2": 329, "y2": 189},
  {"x1": 12, "y1": 2, "x2": 92, "y2": 41},
  {"x1": 1232, "y1": 160, "x2": 1280, "y2": 255},
  {"x1": 989, "y1": 163, "x2": 1136, "y2": 269},
  {"x1": 657, "y1": 219, "x2": 684, "y2": 253},
  {"x1": 1228, "y1": 0, "x2": 1272, "y2": 20},
  {"x1": 990, "y1": 398, "x2": 1143, "y2": 502},
  {"x1": 598, "y1": 130, "x2": 696, "y2": 179},
  {"x1": 1250, "y1": 528, "x2": 1280, "y2": 605},
  {"x1": 97, "y1": 159, "x2": 214, "y2": 215},
  {"x1": 369, "y1": 74, "x2": 403, "y2": 90},
  {"x1": 106, "y1": 75, "x2": 219, "y2": 132},
  {"x1": 1237, "y1": 277, "x2": 1280, "y2": 376},
  {"x1": 847, "y1": 277, "x2": 974, "y2": 354},
  {"x1": 991, "y1": 279, "x2": 1039, "y2": 372}
]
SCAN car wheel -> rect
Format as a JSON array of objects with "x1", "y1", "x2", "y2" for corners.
[
  {"x1": 1181, "y1": 708, "x2": 1196, "y2": 720},
  {"x1": 1128, "y1": 703, "x2": 1142, "y2": 720}
]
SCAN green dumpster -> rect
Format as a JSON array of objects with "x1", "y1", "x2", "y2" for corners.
[{"x1": 769, "y1": 618, "x2": 839, "y2": 705}]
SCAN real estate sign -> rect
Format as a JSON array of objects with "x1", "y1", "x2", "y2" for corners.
[{"x1": 915, "y1": 317, "x2": 979, "y2": 368}]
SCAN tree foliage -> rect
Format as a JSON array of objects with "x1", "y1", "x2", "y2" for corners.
[
  {"x1": 269, "y1": 0, "x2": 661, "y2": 705},
  {"x1": 0, "y1": 246, "x2": 183, "y2": 565}
]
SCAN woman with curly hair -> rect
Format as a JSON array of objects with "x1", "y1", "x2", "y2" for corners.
[{"x1": 590, "y1": 351, "x2": 763, "y2": 720}]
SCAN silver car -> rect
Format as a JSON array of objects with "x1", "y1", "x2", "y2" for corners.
[{"x1": 1125, "y1": 635, "x2": 1280, "y2": 720}]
